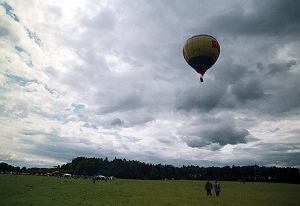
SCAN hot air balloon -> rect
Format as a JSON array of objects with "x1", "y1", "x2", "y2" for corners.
[{"x1": 183, "y1": 34, "x2": 220, "y2": 82}]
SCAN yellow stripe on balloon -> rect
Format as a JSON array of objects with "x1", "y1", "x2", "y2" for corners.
[{"x1": 183, "y1": 35, "x2": 219, "y2": 62}]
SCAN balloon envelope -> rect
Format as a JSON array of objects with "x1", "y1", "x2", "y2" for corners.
[{"x1": 183, "y1": 34, "x2": 220, "y2": 76}]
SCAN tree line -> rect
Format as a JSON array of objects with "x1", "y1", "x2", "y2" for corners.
[
  {"x1": 1, "y1": 157, "x2": 299, "y2": 183},
  {"x1": 59, "y1": 157, "x2": 299, "y2": 183}
]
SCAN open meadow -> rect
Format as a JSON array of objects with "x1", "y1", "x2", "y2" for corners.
[{"x1": 0, "y1": 174, "x2": 299, "y2": 206}]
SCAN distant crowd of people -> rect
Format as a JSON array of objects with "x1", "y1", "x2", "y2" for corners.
[{"x1": 205, "y1": 180, "x2": 221, "y2": 197}]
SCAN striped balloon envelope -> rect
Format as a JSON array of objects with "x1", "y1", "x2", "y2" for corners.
[{"x1": 183, "y1": 34, "x2": 220, "y2": 82}]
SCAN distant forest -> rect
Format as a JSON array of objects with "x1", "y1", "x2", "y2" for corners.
[{"x1": 1, "y1": 157, "x2": 299, "y2": 183}]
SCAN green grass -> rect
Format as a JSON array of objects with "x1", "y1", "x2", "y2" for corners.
[{"x1": 0, "y1": 174, "x2": 299, "y2": 206}]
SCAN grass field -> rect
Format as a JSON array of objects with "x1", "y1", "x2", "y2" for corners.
[{"x1": 0, "y1": 174, "x2": 299, "y2": 206}]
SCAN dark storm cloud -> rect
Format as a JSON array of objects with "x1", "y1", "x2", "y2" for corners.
[
  {"x1": 97, "y1": 92, "x2": 143, "y2": 114},
  {"x1": 175, "y1": 81, "x2": 227, "y2": 111},
  {"x1": 177, "y1": 57, "x2": 300, "y2": 115},
  {"x1": 181, "y1": 116, "x2": 256, "y2": 149},
  {"x1": 125, "y1": 116, "x2": 153, "y2": 127},
  {"x1": 111, "y1": 118, "x2": 123, "y2": 126},
  {"x1": 184, "y1": 124, "x2": 251, "y2": 148},
  {"x1": 175, "y1": 66, "x2": 261, "y2": 112},
  {"x1": 267, "y1": 60, "x2": 297, "y2": 75},
  {"x1": 257, "y1": 61, "x2": 300, "y2": 114},
  {"x1": 227, "y1": 60, "x2": 300, "y2": 115},
  {"x1": 231, "y1": 76, "x2": 264, "y2": 102},
  {"x1": 207, "y1": 0, "x2": 300, "y2": 37},
  {"x1": 202, "y1": 125, "x2": 250, "y2": 146},
  {"x1": 214, "y1": 63, "x2": 249, "y2": 85}
]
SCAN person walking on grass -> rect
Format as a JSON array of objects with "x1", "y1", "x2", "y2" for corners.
[
  {"x1": 214, "y1": 180, "x2": 221, "y2": 197},
  {"x1": 205, "y1": 180, "x2": 213, "y2": 196}
]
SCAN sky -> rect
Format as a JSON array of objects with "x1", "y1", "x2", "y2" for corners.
[{"x1": 0, "y1": 0, "x2": 300, "y2": 168}]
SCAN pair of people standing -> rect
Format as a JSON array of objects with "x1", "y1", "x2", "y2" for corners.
[{"x1": 205, "y1": 180, "x2": 221, "y2": 197}]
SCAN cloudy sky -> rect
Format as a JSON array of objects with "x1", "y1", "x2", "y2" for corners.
[{"x1": 0, "y1": 0, "x2": 299, "y2": 168}]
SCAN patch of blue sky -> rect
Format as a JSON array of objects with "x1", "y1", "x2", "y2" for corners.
[
  {"x1": 14, "y1": 46, "x2": 34, "y2": 68},
  {"x1": 123, "y1": 135, "x2": 141, "y2": 143},
  {"x1": 5, "y1": 73, "x2": 37, "y2": 86},
  {"x1": 0, "y1": 1, "x2": 20, "y2": 22},
  {"x1": 26, "y1": 60, "x2": 34, "y2": 68},
  {"x1": 4, "y1": 72, "x2": 58, "y2": 96},
  {"x1": 14, "y1": 46, "x2": 30, "y2": 56},
  {"x1": 24, "y1": 27, "x2": 42, "y2": 47},
  {"x1": 71, "y1": 103, "x2": 85, "y2": 113}
]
